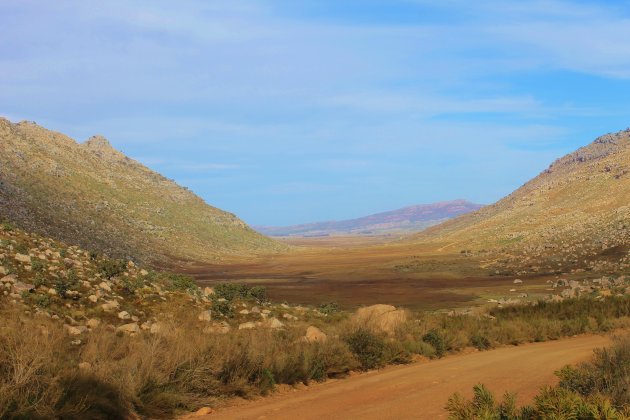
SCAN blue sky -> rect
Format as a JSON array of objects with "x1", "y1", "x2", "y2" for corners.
[{"x1": 2, "y1": 1, "x2": 630, "y2": 225}]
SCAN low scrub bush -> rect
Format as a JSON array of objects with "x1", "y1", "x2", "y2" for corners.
[
  {"x1": 213, "y1": 283, "x2": 268, "y2": 302},
  {"x1": 319, "y1": 302, "x2": 340, "y2": 315},
  {"x1": 422, "y1": 329, "x2": 446, "y2": 358},
  {"x1": 447, "y1": 335, "x2": 630, "y2": 419},
  {"x1": 98, "y1": 259, "x2": 127, "y2": 279},
  {"x1": 345, "y1": 328, "x2": 387, "y2": 370}
]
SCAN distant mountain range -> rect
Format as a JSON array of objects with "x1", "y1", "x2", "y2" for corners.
[
  {"x1": 0, "y1": 118, "x2": 283, "y2": 264},
  {"x1": 255, "y1": 200, "x2": 484, "y2": 237}
]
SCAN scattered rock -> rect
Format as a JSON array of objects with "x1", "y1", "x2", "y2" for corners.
[
  {"x1": 14, "y1": 253, "x2": 30, "y2": 263},
  {"x1": 116, "y1": 323, "x2": 140, "y2": 335},
  {"x1": 193, "y1": 407, "x2": 214, "y2": 416},
  {"x1": 238, "y1": 322, "x2": 256, "y2": 330},
  {"x1": 118, "y1": 311, "x2": 131, "y2": 320},
  {"x1": 86, "y1": 318, "x2": 101, "y2": 329},
  {"x1": 267, "y1": 318, "x2": 285, "y2": 329},
  {"x1": 304, "y1": 326, "x2": 327, "y2": 343}
]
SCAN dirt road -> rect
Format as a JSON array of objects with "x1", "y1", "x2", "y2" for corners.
[{"x1": 206, "y1": 334, "x2": 610, "y2": 420}]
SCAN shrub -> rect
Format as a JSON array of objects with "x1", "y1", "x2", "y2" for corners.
[
  {"x1": 165, "y1": 274, "x2": 198, "y2": 294},
  {"x1": 121, "y1": 277, "x2": 144, "y2": 294},
  {"x1": 557, "y1": 335, "x2": 630, "y2": 408},
  {"x1": 319, "y1": 302, "x2": 340, "y2": 315},
  {"x1": 422, "y1": 329, "x2": 446, "y2": 358},
  {"x1": 345, "y1": 328, "x2": 386, "y2": 370},
  {"x1": 98, "y1": 259, "x2": 126, "y2": 279},
  {"x1": 31, "y1": 259, "x2": 46, "y2": 273},
  {"x1": 1, "y1": 222, "x2": 14, "y2": 231},
  {"x1": 212, "y1": 299, "x2": 234, "y2": 318},
  {"x1": 247, "y1": 286, "x2": 267, "y2": 303},
  {"x1": 470, "y1": 334, "x2": 492, "y2": 351},
  {"x1": 214, "y1": 283, "x2": 247, "y2": 301}
]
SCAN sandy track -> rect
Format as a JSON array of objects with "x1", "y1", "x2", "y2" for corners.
[{"x1": 205, "y1": 334, "x2": 610, "y2": 420}]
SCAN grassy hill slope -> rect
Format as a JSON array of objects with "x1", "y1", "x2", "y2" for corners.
[
  {"x1": 414, "y1": 129, "x2": 630, "y2": 275},
  {"x1": 0, "y1": 118, "x2": 282, "y2": 264}
]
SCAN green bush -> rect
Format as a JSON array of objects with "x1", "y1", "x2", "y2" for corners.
[
  {"x1": 165, "y1": 274, "x2": 198, "y2": 294},
  {"x1": 470, "y1": 334, "x2": 492, "y2": 351},
  {"x1": 319, "y1": 302, "x2": 340, "y2": 315},
  {"x1": 422, "y1": 329, "x2": 446, "y2": 358},
  {"x1": 557, "y1": 335, "x2": 630, "y2": 408},
  {"x1": 98, "y1": 259, "x2": 126, "y2": 279},
  {"x1": 31, "y1": 259, "x2": 46, "y2": 273},
  {"x1": 213, "y1": 283, "x2": 266, "y2": 302},
  {"x1": 1, "y1": 222, "x2": 15, "y2": 231},
  {"x1": 121, "y1": 277, "x2": 144, "y2": 294},
  {"x1": 247, "y1": 286, "x2": 267, "y2": 303},
  {"x1": 214, "y1": 283, "x2": 247, "y2": 301},
  {"x1": 447, "y1": 336, "x2": 630, "y2": 419},
  {"x1": 345, "y1": 328, "x2": 387, "y2": 370},
  {"x1": 212, "y1": 299, "x2": 234, "y2": 318}
]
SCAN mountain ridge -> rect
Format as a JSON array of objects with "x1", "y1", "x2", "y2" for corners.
[
  {"x1": 256, "y1": 199, "x2": 483, "y2": 237},
  {"x1": 0, "y1": 117, "x2": 283, "y2": 265},
  {"x1": 413, "y1": 128, "x2": 630, "y2": 275}
]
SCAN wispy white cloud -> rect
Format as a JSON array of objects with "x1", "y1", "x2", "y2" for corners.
[{"x1": 1, "y1": 0, "x2": 630, "y2": 224}]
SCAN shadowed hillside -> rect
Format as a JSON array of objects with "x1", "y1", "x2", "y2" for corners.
[
  {"x1": 0, "y1": 118, "x2": 283, "y2": 264},
  {"x1": 415, "y1": 129, "x2": 630, "y2": 275}
]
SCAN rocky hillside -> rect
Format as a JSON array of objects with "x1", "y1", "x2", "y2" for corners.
[
  {"x1": 415, "y1": 129, "x2": 630, "y2": 276},
  {"x1": 0, "y1": 222, "x2": 320, "y2": 339},
  {"x1": 257, "y1": 200, "x2": 483, "y2": 237},
  {"x1": 0, "y1": 118, "x2": 282, "y2": 264}
]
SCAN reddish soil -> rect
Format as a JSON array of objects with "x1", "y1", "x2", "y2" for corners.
[
  {"x1": 203, "y1": 334, "x2": 610, "y2": 420},
  {"x1": 179, "y1": 237, "x2": 551, "y2": 309}
]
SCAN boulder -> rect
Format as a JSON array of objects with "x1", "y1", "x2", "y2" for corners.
[
  {"x1": 1, "y1": 274, "x2": 16, "y2": 284},
  {"x1": 64, "y1": 324, "x2": 86, "y2": 336},
  {"x1": 13, "y1": 281, "x2": 35, "y2": 293},
  {"x1": 14, "y1": 253, "x2": 31, "y2": 263},
  {"x1": 304, "y1": 326, "x2": 327, "y2": 343},
  {"x1": 86, "y1": 318, "x2": 101, "y2": 329},
  {"x1": 193, "y1": 407, "x2": 214, "y2": 416},
  {"x1": 267, "y1": 318, "x2": 285, "y2": 329},
  {"x1": 513, "y1": 279, "x2": 523, "y2": 284},
  {"x1": 99, "y1": 282, "x2": 112, "y2": 292},
  {"x1": 116, "y1": 323, "x2": 140, "y2": 335},
  {"x1": 198, "y1": 310, "x2": 212, "y2": 322},
  {"x1": 101, "y1": 300, "x2": 120, "y2": 311},
  {"x1": 118, "y1": 311, "x2": 131, "y2": 320},
  {"x1": 352, "y1": 304, "x2": 407, "y2": 335},
  {"x1": 238, "y1": 322, "x2": 256, "y2": 330},
  {"x1": 203, "y1": 321, "x2": 231, "y2": 334}
]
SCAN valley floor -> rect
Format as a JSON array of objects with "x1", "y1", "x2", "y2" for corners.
[{"x1": 202, "y1": 334, "x2": 611, "y2": 420}]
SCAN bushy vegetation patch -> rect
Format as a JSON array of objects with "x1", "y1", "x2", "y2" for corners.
[
  {"x1": 447, "y1": 336, "x2": 630, "y2": 419},
  {"x1": 214, "y1": 283, "x2": 268, "y2": 302},
  {"x1": 345, "y1": 328, "x2": 387, "y2": 370}
]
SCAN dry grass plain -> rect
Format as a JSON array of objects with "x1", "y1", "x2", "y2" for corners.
[{"x1": 181, "y1": 235, "x2": 554, "y2": 310}]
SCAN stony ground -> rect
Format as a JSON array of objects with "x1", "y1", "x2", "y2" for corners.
[{"x1": 0, "y1": 223, "x2": 325, "y2": 342}]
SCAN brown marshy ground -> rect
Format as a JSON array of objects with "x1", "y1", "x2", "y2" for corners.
[{"x1": 179, "y1": 236, "x2": 553, "y2": 310}]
